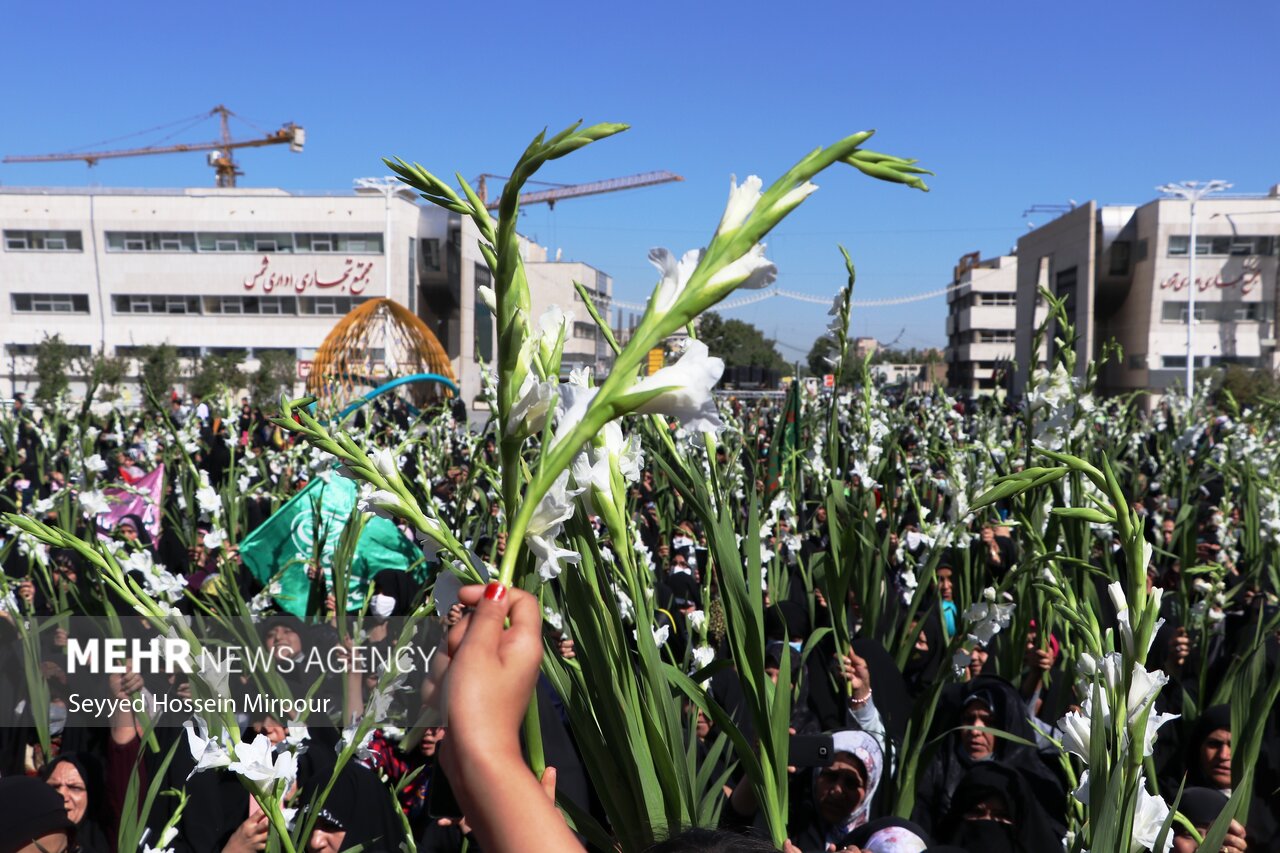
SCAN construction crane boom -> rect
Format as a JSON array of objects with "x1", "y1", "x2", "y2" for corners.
[
  {"x1": 477, "y1": 170, "x2": 682, "y2": 210},
  {"x1": 3, "y1": 105, "x2": 304, "y2": 188}
]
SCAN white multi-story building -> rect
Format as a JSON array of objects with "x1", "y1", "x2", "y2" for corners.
[
  {"x1": 0, "y1": 185, "x2": 613, "y2": 407},
  {"x1": 944, "y1": 252, "x2": 1017, "y2": 395},
  {"x1": 1012, "y1": 187, "x2": 1280, "y2": 401},
  {"x1": 520, "y1": 240, "x2": 613, "y2": 379}
]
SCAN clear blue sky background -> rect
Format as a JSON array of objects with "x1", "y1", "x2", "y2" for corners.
[{"x1": 4, "y1": 0, "x2": 1278, "y2": 359}]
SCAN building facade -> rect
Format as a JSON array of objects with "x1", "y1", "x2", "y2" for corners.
[
  {"x1": 1012, "y1": 188, "x2": 1280, "y2": 400},
  {"x1": 944, "y1": 252, "x2": 1017, "y2": 395},
  {"x1": 0, "y1": 185, "x2": 613, "y2": 408}
]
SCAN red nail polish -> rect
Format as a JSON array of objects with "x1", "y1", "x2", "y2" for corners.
[{"x1": 483, "y1": 582, "x2": 507, "y2": 602}]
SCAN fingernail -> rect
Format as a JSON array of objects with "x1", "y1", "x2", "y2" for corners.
[{"x1": 483, "y1": 582, "x2": 507, "y2": 602}]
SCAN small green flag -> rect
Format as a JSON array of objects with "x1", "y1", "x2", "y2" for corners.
[{"x1": 239, "y1": 474, "x2": 421, "y2": 617}]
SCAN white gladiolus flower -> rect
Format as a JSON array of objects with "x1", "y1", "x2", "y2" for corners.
[
  {"x1": 1140, "y1": 709, "x2": 1179, "y2": 757},
  {"x1": 648, "y1": 247, "x2": 704, "y2": 315},
  {"x1": 543, "y1": 607, "x2": 564, "y2": 632},
  {"x1": 771, "y1": 181, "x2": 819, "y2": 219},
  {"x1": 196, "y1": 483, "x2": 221, "y2": 517},
  {"x1": 185, "y1": 715, "x2": 232, "y2": 777},
  {"x1": 370, "y1": 447, "x2": 401, "y2": 482},
  {"x1": 717, "y1": 174, "x2": 763, "y2": 234},
  {"x1": 357, "y1": 484, "x2": 404, "y2": 520},
  {"x1": 628, "y1": 340, "x2": 725, "y2": 435},
  {"x1": 1126, "y1": 662, "x2": 1168, "y2": 717},
  {"x1": 1072, "y1": 769, "x2": 1091, "y2": 806},
  {"x1": 687, "y1": 610, "x2": 707, "y2": 633},
  {"x1": 79, "y1": 490, "x2": 110, "y2": 518},
  {"x1": 237, "y1": 474, "x2": 251, "y2": 492},
  {"x1": 477, "y1": 284, "x2": 497, "y2": 313},
  {"x1": 537, "y1": 305, "x2": 573, "y2": 352},
  {"x1": 508, "y1": 373, "x2": 558, "y2": 436},
  {"x1": 526, "y1": 471, "x2": 582, "y2": 581},
  {"x1": 691, "y1": 645, "x2": 715, "y2": 669},
  {"x1": 228, "y1": 734, "x2": 298, "y2": 794},
  {"x1": 203, "y1": 528, "x2": 227, "y2": 550},
  {"x1": 1131, "y1": 777, "x2": 1172, "y2": 853},
  {"x1": 707, "y1": 242, "x2": 778, "y2": 292},
  {"x1": 84, "y1": 454, "x2": 108, "y2": 474},
  {"x1": 1057, "y1": 708, "x2": 1092, "y2": 761},
  {"x1": 652, "y1": 624, "x2": 671, "y2": 646}
]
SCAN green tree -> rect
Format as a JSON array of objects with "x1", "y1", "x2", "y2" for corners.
[
  {"x1": 78, "y1": 350, "x2": 127, "y2": 404},
  {"x1": 695, "y1": 312, "x2": 787, "y2": 370},
  {"x1": 32, "y1": 333, "x2": 75, "y2": 404},
  {"x1": 136, "y1": 343, "x2": 181, "y2": 409},
  {"x1": 806, "y1": 336, "x2": 836, "y2": 377},
  {"x1": 188, "y1": 352, "x2": 248, "y2": 400},
  {"x1": 249, "y1": 350, "x2": 297, "y2": 410}
]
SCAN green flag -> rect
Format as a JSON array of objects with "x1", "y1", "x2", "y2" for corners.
[{"x1": 239, "y1": 474, "x2": 421, "y2": 617}]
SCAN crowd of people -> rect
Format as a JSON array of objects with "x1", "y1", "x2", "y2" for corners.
[{"x1": 0, "y1": 382, "x2": 1276, "y2": 853}]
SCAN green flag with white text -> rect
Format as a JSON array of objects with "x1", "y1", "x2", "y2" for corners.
[{"x1": 239, "y1": 473, "x2": 421, "y2": 618}]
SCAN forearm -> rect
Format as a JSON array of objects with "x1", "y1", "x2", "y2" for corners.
[{"x1": 450, "y1": 745, "x2": 583, "y2": 852}]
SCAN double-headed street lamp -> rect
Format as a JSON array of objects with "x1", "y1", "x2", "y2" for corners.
[{"x1": 1155, "y1": 180, "x2": 1232, "y2": 399}]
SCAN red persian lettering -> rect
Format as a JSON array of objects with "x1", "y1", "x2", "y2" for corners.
[
  {"x1": 243, "y1": 256, "x2": 374, "y2": 294},
  {"x1": 1159, "y1": 270, "x2": 1260, "y2": 295}
]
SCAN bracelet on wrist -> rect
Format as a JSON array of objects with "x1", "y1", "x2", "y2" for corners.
[{"x1": 849, "y1": 688, "x2": 872, "y2": 708}]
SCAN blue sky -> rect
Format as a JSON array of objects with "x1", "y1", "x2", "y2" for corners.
[{"x1": 4, "y1": 0, "x2": 1278, "y2": 357}]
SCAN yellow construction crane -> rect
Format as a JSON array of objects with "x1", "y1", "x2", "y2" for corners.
[
  {"x1": 475, "y1": 170, "x2": 682, "y2": 210},
  {"x1": 4, "y1": 104, "x2": 304, "y2": 188}
]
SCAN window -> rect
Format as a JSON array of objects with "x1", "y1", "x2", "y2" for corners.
[
  {"x1": 1160, "y1": 302, "x2": 1262, "y2": 323},
  {"x1": 1161, "y1": 354, "x2": 1258, "y2": 370},
  {"x1": 1055, "y1": 266, "x2": 1078, "y2": 325},
  {"x1": 105, "y1": 232, "x2": 196, "y2": 252},
  {"x1": 421, "y1": 238, "x2": 441, "y2": 270},
  {"x1": 573, "y1": 321, "x2": 596, "y2": 340},
  {"x1": 4, "y1": 230, "x2": 84, "y2": 251},
  {"x1": 977, "y1": 293, "x2": 1017, "y2": 307},
  {"x1": 1109, "y1": 241, "x2": 1131, "y2": 276},
  {"x1": 7, "y1": 343, "x2": 90, "y2": 357},
  {"x1": 115, "y1": 345, "x2": 201, "y2": 358},
  {"x1": 1169, "y1": 235, "x2": 1277, "y2": 257},
  {"x1": 111, "y1": 295, "x2": 201, "y2": 314},
  {"x1": 298, "y1": 296, "x2": 368, "y2": 315},
  {"x1": 11, "y1": 293, "x2": 90, "y2": 313},
  {"x1": 291, "y1": 233, "x2": 382, "y2": 254},
  {"x1": 975, "y1": 329, "x2": 1016, "y2": 343}
]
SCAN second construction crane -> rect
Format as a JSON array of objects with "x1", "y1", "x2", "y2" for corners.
[
  {"x1": 4, "y1": 105, "x2": 304, "y2": 188},
  {"x1": 475, "y1": 171, "x2": 682, "y2": 210}
]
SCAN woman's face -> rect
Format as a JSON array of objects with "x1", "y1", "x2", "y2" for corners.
[
  {"x1": 813, "y1": 753, "x2": 868, "y2": 825},
  {"x1": 963, "y1": 792, "x2": 1013, "y2": 824},
  {"x1": 307, "y1": 824, "x2": 346, "y2": 853},
  {"x1": 937, "y1": 567, "x2": 955, "y2": 601},
  {"x1": 1198, "y1": 728, "x2": 1232, "y2": 789},
  {"x1": 960, "y1": 701, "x2": 996, "y2": 760},
  {"x1": 46, "y1": 761, "x2": 88, "y2": 825}
]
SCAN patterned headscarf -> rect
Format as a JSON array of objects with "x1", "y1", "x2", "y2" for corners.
[{"x1": 821, "y1": 729, "x2": 885, "y2": 845}]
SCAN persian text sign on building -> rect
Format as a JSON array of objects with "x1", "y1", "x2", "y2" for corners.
[{"x1": 243, "y1": 255, "x2": 376, "y2": 295}]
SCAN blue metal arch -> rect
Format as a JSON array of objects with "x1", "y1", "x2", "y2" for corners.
[{"x1": 329, "y1": 373, "x2": 459, "y2": 424}]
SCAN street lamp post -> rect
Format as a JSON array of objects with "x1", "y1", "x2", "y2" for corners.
[
  {"x1": 1156, "y1": 180, "x2": 1232, "y2": 399},
  {"x1": 354, "y1": 177, "x2": 404, "y2": 375}
]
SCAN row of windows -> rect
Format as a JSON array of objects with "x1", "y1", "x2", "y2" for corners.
[
  {"x1": 949, "y1": 291, "x2": 1018, "y2": 311},
  {"x1": 1, "y1": 229, "x2": 387, "y2": 254},
  {"x1": 103, "y1": 231, "x2": 384, "y2": 254},
  {"x1": 1168, "y1": 235, "x2": 1277, "y2": 257},
  {"x1": 110, "y1": 294, "x2": 371, "y2": 316},
  {"x1": 11, "y1": 293, "x2": 91, "y2": 313},
  {"x1": 1161, "y1": 355, "x2": 1260, "y2": 369},
  {"x1": 4, "y1": 230, "x2": 84, "y2": 251},
  {"x1": 1159, "y1": 301, "x2": 1264, "y2": 323}
]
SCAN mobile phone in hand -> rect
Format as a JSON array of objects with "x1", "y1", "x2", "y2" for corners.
[{"x1": 788, "y1": 733, "x2": 835, "y2": 767}]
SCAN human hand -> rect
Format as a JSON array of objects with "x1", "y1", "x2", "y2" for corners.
[
  {"x1": 1169, "y1": 627, "x2": 1191, "y2": 668},
  {"x1": 1024, "y1": 641, "x2": 1055, "y2": 672},
  {"x1": 53, "y1": 627, "x2": 68, "y2": 647},
  {"x1": 841, "y1": 650, "x2": 871, "y2": 702},
  {"x1": 440, "y1": 584, "x2": 544, "y2": 775},
  {"x1": 108, "y1": 662, "x2": 144, "y2": 700},
  {"x1": 1222, "y1": 818, "x2": 1247, "y2": 851},
  {"x1": 223, "y1": 811, "x2": 269, "y2": 852},
  {"x1": 17, "y1": 579, "x2": 35, "y2": 603}
]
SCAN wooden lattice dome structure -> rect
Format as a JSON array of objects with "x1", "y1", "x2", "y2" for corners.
[{"x1": 307, "y1": 298, "x2": 455, "y2": 410}]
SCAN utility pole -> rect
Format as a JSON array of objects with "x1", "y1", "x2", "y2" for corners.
[
  {"x1": 354, "y1": 176, "x2": 406, "y2": 375},
  {"x1": 1156, "y1": 180, "x2": 1232, "y2": 399}
]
